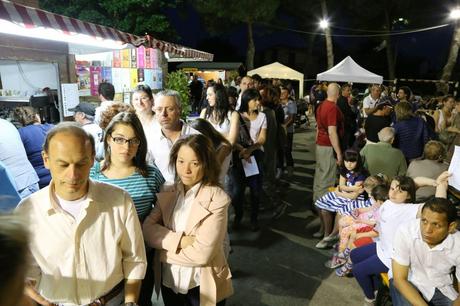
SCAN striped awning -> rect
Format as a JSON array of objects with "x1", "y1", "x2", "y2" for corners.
[{"x1": 0, "y1": 0, "x2": 213, "y2": 60}]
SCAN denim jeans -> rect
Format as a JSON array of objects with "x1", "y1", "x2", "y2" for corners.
[{"x1": 389, "y1": 279, "x2": 454, "y2": 306}]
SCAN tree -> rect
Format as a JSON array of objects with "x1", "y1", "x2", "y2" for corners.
[
  {"x1": 440, "y1": 22, "x2": 460, "y2": 92},
  {"x1": 40, "y1": 0, "x2": 177, "y2": 39},
  {"x1": 193, "y1": 0, "x2": 280, "y2": 70},
  {"x1": 321, "y1": 0, "x2": 334, "y2": 68}
]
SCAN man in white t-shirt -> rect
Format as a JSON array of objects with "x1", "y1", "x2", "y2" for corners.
[
  {"x1": 15, "y1": 122, "x2": 146, "y2": 306},
  {"x1": 391, "y1": 198, "x2": 460, "y2": 306},
  {"x1": 362, "y1": 84, "x2": 381, "y2": 118},
  {"x1": 150, "y1": 90, "x2": 199, "y2": 184},
  {"x1": 94, "y1": 82, "x2": 115, "y2": 125}
]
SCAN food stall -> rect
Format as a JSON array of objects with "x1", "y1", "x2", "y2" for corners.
[{"x1": 0, "y1": 0, "x2": 213, "y2": 122}]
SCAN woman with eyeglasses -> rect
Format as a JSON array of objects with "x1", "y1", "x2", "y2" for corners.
[{"x1": 89, "y1": 111, "x2": 164, "y2": 306}]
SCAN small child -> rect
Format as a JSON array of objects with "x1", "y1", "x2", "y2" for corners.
[
  {"x1": 332, "y1": 185, "x2": 389, "y2": 273},
  {"x1": 315, "y1": 150, "x2": 368, "y2": 248}
]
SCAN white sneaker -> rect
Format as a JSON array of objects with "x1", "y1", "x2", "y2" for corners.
[
  {"x1": 363, "y1": 297, "x2": 375, "y2": 306},
  {"x1": 315, "y1": 239, "x2": 330, "y2": 249}
]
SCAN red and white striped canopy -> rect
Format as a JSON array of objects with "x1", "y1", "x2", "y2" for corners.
[{"x1": 0, "y1": 0, "x2": 213, "y2": 61}]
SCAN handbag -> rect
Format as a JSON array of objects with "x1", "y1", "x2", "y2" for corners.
[{"x1": 232, "y1": 113, "x2": 254, "y2": 167}]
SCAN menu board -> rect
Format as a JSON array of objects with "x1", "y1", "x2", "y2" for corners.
[{"x1": 61, "y1": 83, "x2": 79, "y2": 117}]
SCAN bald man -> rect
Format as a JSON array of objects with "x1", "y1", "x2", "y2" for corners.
[{"x1": 312, "y1": 83, "x2": 344, "y2": 244}]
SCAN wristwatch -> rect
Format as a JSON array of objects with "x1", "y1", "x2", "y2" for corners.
[{"x1": 123, "y1": 303, "x2": 139, "y2": 306}]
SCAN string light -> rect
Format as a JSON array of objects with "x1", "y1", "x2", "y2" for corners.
[{"x1": 258, "y1": 22, "x2": 451, "y2": 38}]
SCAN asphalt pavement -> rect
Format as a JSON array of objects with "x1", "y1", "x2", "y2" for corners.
[{"x1": 226, "y1": 124, "x2": 364, "y2": 306}]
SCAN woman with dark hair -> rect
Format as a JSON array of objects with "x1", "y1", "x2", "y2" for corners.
[
  {"x1": 89, "y1": 111, "x2": 164, "y2": 306},
  {"x1": 230, "y1": 88, "x2": 267, "y2": 231},
  {"x1": 14, "y1": 106, "x2": 54, "y2": 188},
  {"x1": 189, "y1": 118, "x2": 232, "y2": 186},
  {"x1": 143, "y1": 134, "x2": 233, "y2": 306},
  {"x1": 393, "y1": 101, "x2": 430, "y2": 161},
  {"x1": 200, "y1": 83, "x2": 239, "y2": 145},
  {"x1": 351, "y1": 172, "x2": 451, "y2": 305},
  {"x1": 315, "y1": 149, "x2": 368, "y2": 248}
]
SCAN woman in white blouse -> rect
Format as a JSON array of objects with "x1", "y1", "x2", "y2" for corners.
[
  {"x1": 200, "y1": 83, "x2": 239, "y2": 145},
  {"x1": 143, "y1": 134, "x2": 232, "y2": 306}
]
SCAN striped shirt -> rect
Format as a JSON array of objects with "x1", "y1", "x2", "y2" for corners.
[{"x1": 90, "y1": 162, "x2": 165, "y2": 221}]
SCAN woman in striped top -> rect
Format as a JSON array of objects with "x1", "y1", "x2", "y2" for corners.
[{"x1": 89, "y1": 111, "x2": 164, "y2": 306}]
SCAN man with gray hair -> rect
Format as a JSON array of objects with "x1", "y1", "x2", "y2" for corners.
[
  {"x1": 360, "y1": 127, "x2": 407, "y2": 178},
  {"x1": 150, "y1": 90, "x2": 198, "y2": 184}
]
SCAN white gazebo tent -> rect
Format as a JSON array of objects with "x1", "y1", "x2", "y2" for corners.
[
  {"x1": 248, "y1": 62, "x2": 304, "y2": 98},
  {"x1": 316, "y1": 56, "x2": 383, "y2": 84}
]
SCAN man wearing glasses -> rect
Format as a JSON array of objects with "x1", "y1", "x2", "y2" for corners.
[
  {"x1": 149, "y1": 90, "x2": 199, "y2": 184},
  {"x1": 16, "y1": 122, "x2": 146, "y2": 306}
]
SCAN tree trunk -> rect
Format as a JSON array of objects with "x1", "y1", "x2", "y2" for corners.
[
  {"x1": 321, "y1": 0, "x2": 334, "y2": 69},
  {"x1": 383, "y1": 8, "x2": 395, "y2": 80},
  {"x1": 441, "y1": 22, "x2": 460, "y2": 82},
  {"x1": 246, "y1": 20, "x2": 255, "y2": 71}
]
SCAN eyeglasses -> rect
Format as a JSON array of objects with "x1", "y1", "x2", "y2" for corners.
[{"x1": 110, "y1": 136, "x2": 141, "y2": 146}]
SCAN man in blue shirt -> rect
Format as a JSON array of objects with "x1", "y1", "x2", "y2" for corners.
[
  {"x1": 0, "y1": 161, "x2": 21, "y2": 211},
  {"x1": 0, "y1": 118, "x2": 39, "y2": 198}
]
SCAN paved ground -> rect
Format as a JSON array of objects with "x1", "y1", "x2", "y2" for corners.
[
  {"x1": 226, "y1": 124, "x2": 363, "y2": 306},
  {"x1": 153, "y1": 123, "x2": 364, "y2": 306}
]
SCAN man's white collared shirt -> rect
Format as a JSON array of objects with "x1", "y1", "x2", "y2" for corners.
[
  {"x1": 391, "y1": 219, "x2": 460, "y2": 301},
  {"x1": 148, "y1": 121, "x2": 199, "y2": 184}
]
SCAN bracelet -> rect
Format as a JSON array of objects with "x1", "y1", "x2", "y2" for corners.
[{"x1": 123, "y1": 303, "x2": 139, "y2": 306}]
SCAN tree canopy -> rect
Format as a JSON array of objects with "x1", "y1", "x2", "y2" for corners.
[{"x1": 41, "y1": 0, "x2": 178, "y2": 39}]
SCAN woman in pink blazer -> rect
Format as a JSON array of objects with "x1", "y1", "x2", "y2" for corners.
[{"x1": 143, "y1": 134, "x2": 233, "y2": 306}]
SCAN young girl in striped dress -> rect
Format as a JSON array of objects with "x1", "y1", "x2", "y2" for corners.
[{"x1": 315, "y1": 150, "x2": 368, "y2": 248}]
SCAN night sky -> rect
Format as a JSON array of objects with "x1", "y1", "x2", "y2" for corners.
[{"x1": 165, "y1": 3, "x2": 458, "y2": 82}]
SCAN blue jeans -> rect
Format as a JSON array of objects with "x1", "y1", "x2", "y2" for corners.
[
  {"x1": 390, "y1": 279, "x2": 454, "y2": 306},
  {"x1": 351, "y1": 243, "x2": 389, "y2": 299}
]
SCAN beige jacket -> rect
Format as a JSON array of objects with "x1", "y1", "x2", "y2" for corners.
[{"x1": 143, "y1": 184, "x2": 233, "y2": 306}]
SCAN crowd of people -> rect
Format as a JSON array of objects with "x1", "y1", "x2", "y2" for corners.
[
  {"x1": 1, "y1": 76, "x2": 459, "y2": 305},
  {"x1": 311, "y1": 82, "x2": 460, "y2": 306},
  {"x1": 0, "y1": 75, "x2": 300, "y2": 306}
]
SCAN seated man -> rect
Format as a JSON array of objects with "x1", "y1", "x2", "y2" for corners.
[
  {"x1": 360, "y1": 127, "x2": 407, "y2": 179},
  {"x1": 391, "y1": 198, "x2": 460, "y2": 306}
]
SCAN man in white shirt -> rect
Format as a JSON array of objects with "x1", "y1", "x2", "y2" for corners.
[
  {"x1": 16, "y1": 122, "x2": 146, "y2": 306},
  {"x1": 94, "y1": 82, "x2": 115, "y2": 125},
  {"x1": 236, "y1": 76, "x2": 253, "y2": 110},
  {"x1": 362, "y1": 84, "x2": 381, "y2": 118},
  {"x1": 391, "y1": 198, "x2": 460, "y2": 306},
  {"x1": 150, "y1": 90, "x2": 199, "y2": 184}
]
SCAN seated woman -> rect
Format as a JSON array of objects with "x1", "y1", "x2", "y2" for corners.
[
  {"x1": 14, "y1": 106, "x2": 54, "y2": 188},
  {"x1": 89, "y1": 111, "x2": 164, "y2": 306},
  {"x1": 143, "y1": 134, "x2": 233, "y2": 306},
  {"x1": 407, "y1": 140, "x2": 448, "y2": 202},
  {"x1": 189, "y1": 118, "x2": 232, "y2": 186}
]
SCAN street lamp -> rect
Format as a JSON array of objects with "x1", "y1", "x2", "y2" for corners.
[
  {"x1": 450, "y1": 8, "x2": 460, "y2": 20},
  {"x1": 319, "y1": 19, "x2": 329, "y2": 30}
]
